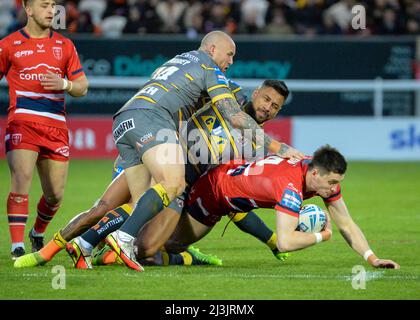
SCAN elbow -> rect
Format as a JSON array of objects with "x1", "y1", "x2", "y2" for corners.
[
  {"x1": 276, "y1": 237, "x2": 292, "y2": 253},
  {"x1": 79, "y1": 79, "x2": 89, "y2": 97},
  {"x1": 81, "y1": 82, "x2": 89, "y2": 97}
]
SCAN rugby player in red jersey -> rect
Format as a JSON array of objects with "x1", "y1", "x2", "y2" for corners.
[
  {"x1": 138, "y1": 145, "x2": 400, "y2": 269},
  {"x1": 0, "y1": 0, "x2": 88, "y2": 259}
]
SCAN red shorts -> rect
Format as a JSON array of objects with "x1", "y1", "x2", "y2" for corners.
[
  {"x1": 5, "y1": 120, "x2": 69, "y2": 161},
  {"x1": 187, "y1": 172, "x2": 228, "y2": 227}
]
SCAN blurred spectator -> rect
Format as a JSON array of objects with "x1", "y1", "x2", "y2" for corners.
[
  {"x1": 405, "y1": 0, "x2": 420, "y2": 34},
  {"x1": 103, "y1": 0, "x2": 129, "y2": 19},
  {"x1": 293, "y1": 0, "x2": 325, "y2": 35},
  {"x1": 74, "y1": 11, "x2": 101, "y2": 34},
  {"x1": 78, "y1": 0, "x2": 107, "y2": 26},
  {"x1": 124, "y1": 1, "x2": 160, "y2": 34},
  {"x1": 0, "y1": 0, "x2": 16, "y2": 37},
  {"x1": 203, "y1": 0, "x2": 231, "y2": 33},
  {"x1": 156, "y1": 0, "x2": 186, "y2": 33},
  {"x1": 323, "y1": 0, "x2": 355, "y2": 33},
  {"x1": 239, "y1": 0, "x2": 269, "y2": 33},
  {"x1": 264, "y1": 8, "x2": 294, "y2": 34},
  {"x1": 266, "y1": 0, "x2": 295, "y2": 27},
  {"x1": 64, "y1": 1, "x2": 82, "y2": 34},
  {"x1": 376, "y1": 7, "x2": 405, "y2": 34},
  {"x1": 406, "y1": 17, "x2": 419, "y2": 34},
  {"x1": 3, "y1": 0, "x2": 419, "y2": 37},
  {"x1": 7, "y1": 6, "x2": 27, "y2": 35},
  {"x1": 183, "y1": 0, "x2": 203, "y2": 34}
]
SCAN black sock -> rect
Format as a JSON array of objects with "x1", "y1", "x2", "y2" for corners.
[
  {"x1": 81, "y1": 205, "x2": 131, "y2": 247},
  {"x1": 120, "y1": 185, "x2": 169, "y2": 237},
  {"x1": 232, "y1": 211, "x2": 276, "y2": 249},
  {"x1": 167, "y1": 251, "x2": 206, "y2": 265}
]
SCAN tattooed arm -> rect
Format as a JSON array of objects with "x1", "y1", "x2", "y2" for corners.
[
  {"x1": 326, "y1": 198, "x2": 400, "y2": 269},
  {"x1": 215, "y1": 98, "x2": 304, "y2": 159}
]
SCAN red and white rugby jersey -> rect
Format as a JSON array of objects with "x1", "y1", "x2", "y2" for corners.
[
  {"x1": 207, "y1": 157, "x2": 342, "y2": 217},
  {"x1": 0, "y1": 28, "x2": 85, "y2": 129}
]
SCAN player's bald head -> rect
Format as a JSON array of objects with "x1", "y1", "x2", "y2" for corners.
[
  {"x1": 199, "y1": 31, "x2": 235, "y2": 51},
  {"x1": 199, "y1": 31, "x2": 236, "y2": 73}
]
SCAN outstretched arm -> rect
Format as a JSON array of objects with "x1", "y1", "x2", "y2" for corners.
[
  {"x1": 275, "y1": 210, "x2": 332, "y2": 252},
  {"x1": 215, "y1": 98, "x2": 304, "y2": 160},
  {"x1": 326, "y1": 198, "x2": 400, "y2": 269}
]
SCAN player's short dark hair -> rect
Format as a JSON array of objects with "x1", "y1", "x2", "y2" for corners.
[
  {"x1": 261, "y1": 79, "x2": 290, "y2": 100},
  {"x1": 22, "y1": 0, "x2": 33, "y2": 7},
  {"x1": 309, "y1": 145, "x2": 347, "y2": 175}
]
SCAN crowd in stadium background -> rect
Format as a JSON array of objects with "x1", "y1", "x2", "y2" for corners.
[{"x1": 1, "y1": 0, "x2": 419, "y2": 38}]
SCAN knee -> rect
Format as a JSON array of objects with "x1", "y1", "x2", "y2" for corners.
[
  {"x1": 44, "y1": 194, "x2": 62, "y2": 206},
  {"x1": 135, "y1": 237, "x2": 161, "y2": 259},
  {"x1": 162, "y1": 179, "x2": 186, "y2": 200},
  {"x1": 11, "y1": 170, "x2": 33, "y2": 188},
  {"x1": 84, "y1": 200, "x2": 110, "y2": 223}
]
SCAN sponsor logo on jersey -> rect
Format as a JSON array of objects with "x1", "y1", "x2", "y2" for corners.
[
  {"x1": 19, "y1": 64, "x2": 62, "y2": 81},
  {"x1": 13, "y1": 40, "x2": 22, "y2": 45},
  {"x1": 215, "y1": 68, "x2": 228, "y2": 85},
  {"x1": 53, "y1": 47, "x2": 63, "y2": 60},
  {"x1": 202, "y1": 116, "x2": 216, "y2": 131},
  {"x1": 287, "y1": 183, "x2": 299, "y2": 193},
  {"x1": 175, "y1": 197, "x2": 184, "y2": 208},
  {"x1": 135, "y1": 132, "x2": 155, "y2": 149},
  {"x1": 113, "y1": 118, "x2": 135, "y2": 142},
  {"x1": 15, "y1": 50, "x2": 34, "y2": 58},
  {"x1": 11, "y1": 134, "x2": 22, "y2": 145},
  {"x1": 279, "y1": 188, "x2": 302, "y2": 213},
  {"x1": 36, "y1": 44, "x2": 45, "y2": 53},
  {"x1": 180, "y1": 52, "x2": 199, "y2": 62},
  {"x1": 56, "y1": 40, "x2": 63, "y2": 44},
  {"x1": 55, "y1": 146, "x2": 70, "y2": 157},
  {"x1": 167, "y1": 57, "x2": 191, "y2": 66}
]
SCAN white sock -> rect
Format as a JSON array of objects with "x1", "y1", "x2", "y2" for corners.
[
  {"x1": 11, "y1": 243, "x2": 25, "y2": 251},
  {"x1": 78, "y1": 237, "x2": 93, "y2": 254},
  {"x1": 117, "y1": 230, "x2": 134, "y2": 243},
  {"x1": 31, "y1": 228, "x2": 44, "y2": 237}
]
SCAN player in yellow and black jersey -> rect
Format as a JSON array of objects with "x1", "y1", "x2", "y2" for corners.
[{"x1": 14, "y1": 80, "x2": 292, "y2": 268}]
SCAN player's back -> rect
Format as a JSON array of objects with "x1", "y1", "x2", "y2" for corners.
[
  {"x1": 115, "y1": 50, "x2": 233, "y2": 118},
  {"x1": 181, "y1": 80, "x2": 267, "y2": 186},
  {"x1": 210, "y1": 156, "x2": 305, "y2": 213}
]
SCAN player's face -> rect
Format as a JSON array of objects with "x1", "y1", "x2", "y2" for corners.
[
  {"x1": 251, "y1": 86, "x2": 285, "y2": 124},
  {"x1": 210, "y1": 39, "x2": 236, "y2": 73},
  {"x1": 27, "y1": 0, "x2": 56, "y2": 29},
  {"x1": 312, "y1": 170, "x2": 344, "y2": 198}
]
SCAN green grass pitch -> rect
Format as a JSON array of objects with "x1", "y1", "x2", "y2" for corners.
[{"x1": 0, "y1": 159, "x2": 419, "y2": 300}]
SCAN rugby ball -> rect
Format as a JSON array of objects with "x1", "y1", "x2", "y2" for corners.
[{"x1": 297, "y1": 204, "x2": 327, "y2": 233}]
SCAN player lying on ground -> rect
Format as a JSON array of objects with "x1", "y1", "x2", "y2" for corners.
[
  {"x1": 98, "y1": 145, "x2": 399, "y2": 271},
  {"x1": 14, "y1": 80, "x2": 291, "y2": 268}
]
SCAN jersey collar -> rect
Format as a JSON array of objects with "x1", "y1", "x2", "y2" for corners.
[{"x1": 19, "y1": 28, "x2": 54, "y2": 39}]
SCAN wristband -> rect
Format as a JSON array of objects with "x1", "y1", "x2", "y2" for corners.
[
  {"x1": 62, "y1": 78, "x2": 68, "y2": 90},
  {"x1": 314, "y1": 232, "x2": 323, "y2": 243},
  {"x1": 363, "y1": 249, "x2": 374, "y2": 261}
]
